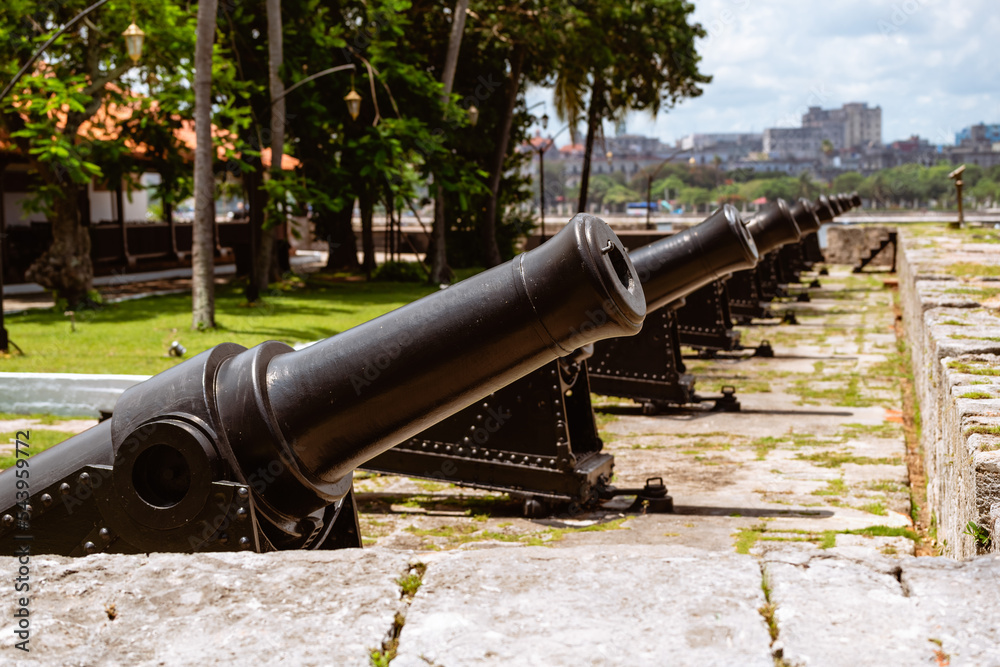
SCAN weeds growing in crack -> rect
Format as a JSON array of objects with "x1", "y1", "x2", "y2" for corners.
[
  {"x1": 370, "y1": 563, "x2": 428, "y2": 666},
  {"x1": 758, "y1": 566, "x2": 793, "y2": 666}
]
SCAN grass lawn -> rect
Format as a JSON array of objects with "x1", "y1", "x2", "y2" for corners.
[
  {"x1": 0, "y1": 429, "x2": 72, "y2": 469},
  {"x1": 0, "y1": 276, "x2": 443, "y2": 375}
]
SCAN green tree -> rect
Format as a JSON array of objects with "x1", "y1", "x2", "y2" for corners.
[
  {"x1": 554, "y1": 0, "x2": 710, "y2": 212},
  {"x1": 602, "y1": 183, "x2": 641, "y2": 212},
  {"x1": 0, "y1": 0, "x2": 196, "y2": 307},
  {"x1": 970, "y1": 177, "x2": 999, "y2": 208},
  {"x1": 832, "y1": 171, "x2": 864, "y2": 194},
  {"x1": 712, "y1": 183, "x2": 742, "y2": 208},
  {"x1": 678, "y1": 186, "x2": 710, "y2": 212}
]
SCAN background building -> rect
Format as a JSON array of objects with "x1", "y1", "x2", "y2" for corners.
[
  {"x1": 955, "y1": 123, "x2": 1000, "y2": 147},
  {"x1": 764, "y1": 103, "x2": 881, "y2": 160}
]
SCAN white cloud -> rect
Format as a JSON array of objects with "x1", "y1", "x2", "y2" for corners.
[{"x1": 529, "y1": 0, "x2": 998, "y2": 147}]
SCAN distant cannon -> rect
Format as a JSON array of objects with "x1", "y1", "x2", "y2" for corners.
[
  {"x1": 728, "y1": 199, "x2": 801, "y2": 324},
  {"x1": 589, "y1": 204, "x2": 758, "y2": 411},
  {"x1": 0, "y1": 215, "x2": 645, "y2": 555},
  {"x1": 365, "y1": 206, "x2": 757, "y2": 513}
]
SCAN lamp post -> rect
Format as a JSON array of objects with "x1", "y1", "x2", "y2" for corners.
[
  {"x1": 535, "y1": 113, "x2": 549, "y2": 240},
  {"x1": 644, "y1": 148, "x2": 685, "y2": 230},
  {"x1": 530, "y1": 117, "x2": 578, "y2": 244},
  {"x1": 0, "y1": 1, "x2": 144, "y2": 354}
]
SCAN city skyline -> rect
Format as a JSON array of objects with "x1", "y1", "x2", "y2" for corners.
[{"x1": 527, "y1": 0, "x2": 1000, "y2": 148}]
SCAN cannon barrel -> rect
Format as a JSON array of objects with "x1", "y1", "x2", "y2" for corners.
[
  {"x1": 838, "y1": 193, "x2": 854, "y2": 211},
  {"x1": 789, "y1": 198, "x2": 822, "y2": 235},
  {"x1": 630, "y1": 204, "x2": 758, "y2": 311},
  {"x1": 850, "y1": 192, "x2": 862, "y2": 208},
  {"x1": 745, "y1": 199, "x2": 800, "y2": 254},
  {"x1": 829, "y1": 194, "x2": 845, "y2": 215},
  {"x1": 813, "y1": 195, "x2": 838, "y2": 223},
  {"x1": 0, "y1": 214, "x2": 645, "y2": 554}
]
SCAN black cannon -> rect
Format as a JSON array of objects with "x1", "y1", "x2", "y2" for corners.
[
  {"x1": 727, "y1": 199, "x2": 801, "y2": 324},
  {"x1": 364, "y1": 207, "x2": 757, "y2": 514},
  {"x1": 589, "y1": 204, "x2": 758, "y2": 412},
  {"x1": 0, "y1": 215, "x2": 645, "y2": 555},
  {"x1": 671, "y1": 202, "x2": 793, "y2": 355},
  {"x1": 772, "y1": 197, "x2": 832, "y2": 300}
]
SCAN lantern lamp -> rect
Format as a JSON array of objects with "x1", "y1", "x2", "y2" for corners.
[
  {"x1": 123, "y1": 22, "x2": 145, "y2": 64},
  {"x1": 344, "y1": 88, "x2": 362, "y2": 121}
]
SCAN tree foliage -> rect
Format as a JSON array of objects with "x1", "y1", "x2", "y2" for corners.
[{"x1": 0, "y1": 0, "x2": 196, "y2": 307}]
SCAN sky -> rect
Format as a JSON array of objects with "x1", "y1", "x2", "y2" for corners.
[{"x1": 526, "y1": 0, "x2": 1000, "y2": 148}]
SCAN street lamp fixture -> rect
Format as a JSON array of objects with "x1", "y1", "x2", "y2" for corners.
[
  {"x1": 541, "y1": 113, "x2": 549, "y2": 130},
  {"x1": 468, "y1": 104, "x2": 479, "y2": 127},
  {"x1": 344, "y1": 88, "x2": 362, "y2": 121},
  {"x1": 122, "y1": 22, "x2": 146, "y2": 64}
]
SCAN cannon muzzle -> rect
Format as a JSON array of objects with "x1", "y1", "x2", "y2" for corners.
[
  {"x1": 630, "y1": 204, "x2": 758, "y2": 311},
  {"x1": 745, "y1": 199, "x2": 800, "y2": 254},
  {"x1": 850, "y1": 192, "x2": 862, "y2": 208},
  {"x1": 829, "y1": 194, "x2": 845, "y2": 216},
  {"x1": 790, "y1": 198, "x2": 822, "y2": 235},
  {"x1": 0, "y1": 214, "x2": 645, "y2": 555},
  {"x1": 813, "y1": 195, "x2": 837, "y2": 223}
]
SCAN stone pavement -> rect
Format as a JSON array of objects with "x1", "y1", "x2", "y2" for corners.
[
  {"x1": 1, "y1": 546, "x2": 998, "y2": 666},
  {"x1": 3, "y1": 260, "x2": 1000, "y2": 665},
  {"x1": 351, "y1": 266, "x2": 917, "y2": 558}
]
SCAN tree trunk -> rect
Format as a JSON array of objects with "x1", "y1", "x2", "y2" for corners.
[
  {"x1": 577, "y1": 76, "x2": 604, "y2": 214},
  {"x1": 244, "y1": 160, "x2": 267, "y2": 303},
  {"x1": 428, "y1": 183, "x2": 451, "y2": 283},
  {"x1": 482, "y1": 44, "x2": 524, "y2": 267},
  {"x1": 25, "y1": 184, "x2": 93, "y2": 309},
  {"x1": 428, "y1": 0, "x2": 470, "y2": 284},
  {"x1": 191, "y1": 0, "x2": 219, "y2": 329},
  {"x1": 359, "y1": 191, "x2": 375, "y2": 279},
  {"x1": 254, "y1": 0, "x2": 286, "y2": 295},
  {"x1": 322, "y1": 205, "x2": 360, "y2": 271}
]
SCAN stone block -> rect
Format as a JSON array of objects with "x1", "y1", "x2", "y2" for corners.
[
  {"x1": 0, "y1": 550, "x2": 410, "y2": 666},
  {"x1": 394, "y1": 545, "x2": 774, "y2": 667}
]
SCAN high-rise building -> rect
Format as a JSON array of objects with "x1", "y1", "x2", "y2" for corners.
[
  {"x1": 802, "y1": 103, "x2": 882, "y2": 149},
  {"x1": 764, "y1": 102, "x2": 882, "y2": 159}
]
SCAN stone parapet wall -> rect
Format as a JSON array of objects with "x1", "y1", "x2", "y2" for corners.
[
  {"x1": 823, "y1": 224, "x2": 896, "y2": 266},
  {"x1": 897, "y1": 228, "x2": 1000, "y2": 558}
]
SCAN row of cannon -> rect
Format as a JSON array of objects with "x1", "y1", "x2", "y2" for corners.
[{"x1": 0, "y1": 193, "x2": 860, "y2": 555}]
